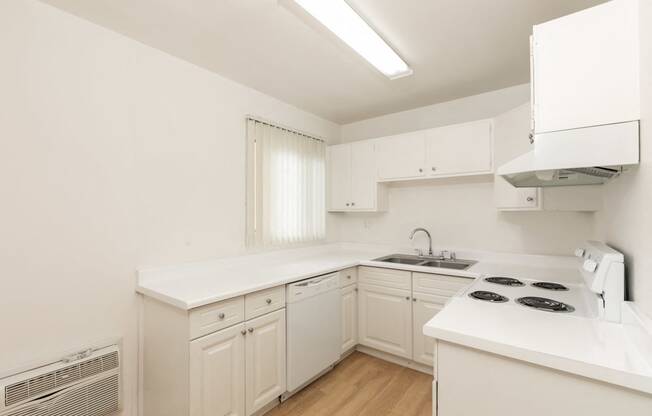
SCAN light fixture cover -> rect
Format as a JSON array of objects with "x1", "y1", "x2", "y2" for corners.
[{"x1": 294, "y1": 0, "x2": 412, "y2": 79}]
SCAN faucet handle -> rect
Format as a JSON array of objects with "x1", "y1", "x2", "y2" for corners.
[
  {"x1": 414, "y1": 248, "x2": 424, "y2": 257},
  {"x1": 450, "y1": 251, "x2": 457, "y2": 261},
  {"x1": 440, "y1": 250, "x2": 451, "y2": 260}
]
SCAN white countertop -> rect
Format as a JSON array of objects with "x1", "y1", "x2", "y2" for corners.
[
  {"x1": 137, "y1": 243, "x2": 578, "y2": 310},
  {"x1": 424, "y1": 296, "x2": 652, "y2": 395},
  {"x1": 137, "y1": 242, "x2": 652, "y2": 395}
]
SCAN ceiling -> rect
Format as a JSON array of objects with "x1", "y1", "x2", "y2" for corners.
[{"x1": 41, "y1": 0, "x2": 607, "y2": 124}]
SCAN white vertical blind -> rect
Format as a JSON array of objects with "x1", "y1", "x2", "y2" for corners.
[{"x1": 246, "y1": 118, "x2": 326, "y2": 247}]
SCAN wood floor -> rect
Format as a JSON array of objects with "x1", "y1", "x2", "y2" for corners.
[{"x1": 266, "y1": 352, "x2": 432, "y2": 416}]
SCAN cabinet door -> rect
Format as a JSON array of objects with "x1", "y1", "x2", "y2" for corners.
[
  {"x1": 376, "y1": 131, "x2": 427, "y2": 180},
  {"x1": 341, "y1": 284, "x2": 358, "y2": 353},
  {"x1": 327, "y1": 144, "x2": 352, "y2": 210},
  {"x1": 245, "y1": 309, "x2": 286, "y2": 416},
  {"x1": 412, "y1": 293, "x2": 445, "y2": 366},
  {"x1": 350, "y1": 140, "x2": 377, "y2": 210},
  {"x1": 358, "y1": 284, "x2": 412, "y2": 359},
  {"x1": 426, "y1": 120, "x2": 493, "y2": 177},
  {"x1": 532, "y1": 0, "x2": 640, "y2": 133},
  {"x1": 190, "y1": 324, "x2": 245, "y2": 416}
]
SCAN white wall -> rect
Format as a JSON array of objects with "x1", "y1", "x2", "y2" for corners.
[
  {"x1": 332, "y1": 87, "x2": 596, "y2": 255},
  {"x1": 341, "y1": 84, "x2": 531, "y2": 141},
  {"x1": 596, "y1": 1, "x2": 652, "y2": 317},
  {"x1": 0, "y1": 1, "x2": 338, "y2": 415}
]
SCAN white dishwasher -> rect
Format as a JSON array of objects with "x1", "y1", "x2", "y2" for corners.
[{"x1": 286, "y1": 272, "x2": 341, "y2": 394}]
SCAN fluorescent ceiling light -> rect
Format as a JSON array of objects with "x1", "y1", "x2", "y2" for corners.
[{"x1": 293, "y1": 0, "x2": 412, "y2": 79}]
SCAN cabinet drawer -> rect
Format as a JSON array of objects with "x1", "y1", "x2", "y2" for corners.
[
  {"x1": 339, "y1": 267, "x2": 358, "y2": 287},
  {"x1": 359, "y1": 266, "x2": 411, "y2": 290},
  {"x1": 245, "y1": 286, "x2": 285, "y2": 320},
  {"x1": 189, "y1": 296, "x2": 245, "y2": 340},
  {"x1": 412, "y1": 272, "x2": 473, "y2": 297}
]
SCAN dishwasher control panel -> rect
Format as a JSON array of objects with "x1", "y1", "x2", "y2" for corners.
[{"x1": 286, "y1": 273, "x2": 340, "y2": 302}]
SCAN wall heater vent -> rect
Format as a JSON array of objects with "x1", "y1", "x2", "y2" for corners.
[{"x1": 0, "y1": 345, "x2": 120, "y2": 416}]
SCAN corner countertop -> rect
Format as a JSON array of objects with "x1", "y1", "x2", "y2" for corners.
[
  {"x1": 136, "y1": 243, "x2": 579, "y2": 310},
  {"x1": 424, "y1": 297, "x2": 652, "y2": 395}
]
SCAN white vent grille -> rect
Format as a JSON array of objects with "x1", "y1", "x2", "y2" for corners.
[
  {"x1": 5, "y1": 374, "x2": 119, "y2": 416},
  {"x1": 4, "y1": 352, "x2": 119, "y2": 408}
]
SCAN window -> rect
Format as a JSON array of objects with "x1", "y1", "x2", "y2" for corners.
[{"x1": 246, "y1": 117, "x2": 326, "y2": 247}]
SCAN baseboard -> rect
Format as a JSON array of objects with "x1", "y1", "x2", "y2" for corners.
[
  {"x1": 355, "y1": 345, "x2": 433, "y2": 375},
  {"x1": 255, "y1": 397, "x2": 281, "y2": 416}
]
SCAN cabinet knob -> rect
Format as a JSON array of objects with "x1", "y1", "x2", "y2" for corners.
[
  {"x1": 412, "y1": 297, "x2": 417, "y2": 302},
  {"x1": 347, "y1": 275, "x2": 351, "y2": 279},
  {"x1": 529, "y1": 132, "x2": 535, "y2": 144},
  {"x1": 418, "y1": 168, "x2": 423, "y2": 173},
  {"x1": 354, "y1": 288, "x2": 358, "y2": 292},
  {"x1": 346, "y1": 203, "x2": 350, "y2": 207},
  {"x1": 241, "y1": 330, "x2": 247, "y2": 336},
  {"x1": 351, "y1": 202, "x2": 355, "y2": 206},
  {"x1": 218, "y1": 313, "x2": 225, "y2": 320},
  {"x1": 526, "y1": 197, "x2": 534, "y2": 202},
  {"x1": 266, "y1": 298, "x2": 272, "y2": 305},
  {"x1": 248, "y1": 327, "x2": 254, "y2": 333},
  {"x1": 431, "y1": 167, "x2": 436, "y2": 172},
  {"x1": 405, "y1": 296, "x2": 410, "y2": 300}
]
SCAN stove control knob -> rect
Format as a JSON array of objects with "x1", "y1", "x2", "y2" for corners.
[
  {"x1": 583, "y1": 259, "x2": 598, "y2": 273},
  {"x1": 574, "y1": 248, "x2": 585, "y2": 258}
]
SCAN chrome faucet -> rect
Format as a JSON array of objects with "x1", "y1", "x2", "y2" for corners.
[{"x1": 409, "y1": 227, "x2": 433, "y2": 256}]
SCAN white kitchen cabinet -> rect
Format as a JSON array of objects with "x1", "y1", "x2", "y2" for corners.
[
  {"x1": 376, "y1": 131, "x2": 427, "y2": 180},
  {"x1": 531, "y1": 0, "x2": 640, "y2": 134},
  {"x1": 494, "y1": 103, "x2": 602, "y2": 211},
  {"x1": 327, "y1": 143, "x2": 352, "y2": 211},
  {"x1": 190, "y1": 323, "x2": 246, "y2": 416},
  {"x1": 245, "y1": 309, "x2": 286, "y2": 415},
  {"x1": 327, "y1": 141, "x2": 386, "y2": 212},
  {"x1": 358, "y1": 284, "x2": 412, "y2": 359},
  {"x1": 412, "y1": 294, "x2": 444, "y2": 366},
  {"x1": 341, "y1": 284, "x2": 358, "y2": 353},
  {"x1": 425, "y1": 119, "x2": 493, "y2": 177}
]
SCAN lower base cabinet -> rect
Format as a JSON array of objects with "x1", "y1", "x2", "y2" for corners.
[
  {"x1": 358, "y1": 284, "x2": 412, "y2": 359},
  {"x1": 190, "y1": 323, "x2": 246, "y2": 416},
  {"x1": 189, "y1": 309, "x2": 286, "y2": 416},
  {"x1": 412, "y1": 293, "x2": 445, "y2": 366},
  {"x1": 341, "y1": 284, "x2": 358, "y2": 352}
]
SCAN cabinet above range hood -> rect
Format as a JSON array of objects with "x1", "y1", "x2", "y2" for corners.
[{"x1": 497, "y1": 121, "x2": 640, "y2": 187}]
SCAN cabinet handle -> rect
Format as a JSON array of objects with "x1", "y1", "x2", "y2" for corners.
[
  {"x1": 266, "y1": 298, "x2": 272, "y2": 305},
  {"x1": 526, "y1": 197, "x2": 534, "y2": 202},
  {"x1": 248, "y1": 328, "x2": 254, "y2": 333},
  {"x1": 218, "y1": 313, "x2": 225, "y2": 320},
  {"x1": 405, "y1": 296, "x2": 410, "y2": 300},
  {"x1": 241, "y1": 330, "x2": 247, "y2": 336},
  {"x1": 529, "y1": 132, "x2": 535, "y2": 144}
]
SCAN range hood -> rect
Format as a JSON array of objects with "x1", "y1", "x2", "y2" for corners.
[{"x1": 497, "y1": 121, "x2": 640, "y2": 187}]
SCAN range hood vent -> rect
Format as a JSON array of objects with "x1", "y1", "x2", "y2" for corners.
[{"x1": 498, "y1": 121, "x2": 639, "y2": 187}]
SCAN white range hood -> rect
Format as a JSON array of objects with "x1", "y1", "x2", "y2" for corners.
[{"x1": 497, "y1": 121, "x2": 640, "y2": 187}]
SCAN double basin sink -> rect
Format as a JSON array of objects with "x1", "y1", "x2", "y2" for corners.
[{"x1": 373, "y1": 254, "x2": 477, "y2": 271}]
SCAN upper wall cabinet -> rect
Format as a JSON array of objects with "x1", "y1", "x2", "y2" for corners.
[
  {"x1": 375, "y1": 131, "x2": 427, "y2": 180},
  {"x1": 375, "y1": 119, "x2": 493, "y2": 181},
  {"x1": 327, "y1": 141, "x2": 386, "y2": 212},
  {"x1": 531, "y1": 0, "x2": 640, "y2": 134},
  {"x1": 425, "y1": 119, "x2": 493, "y2": 177}
]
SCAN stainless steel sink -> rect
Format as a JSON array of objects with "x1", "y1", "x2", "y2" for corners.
[{"x1": 373, "y1": 254, "x2": 477, "y2": 270}]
